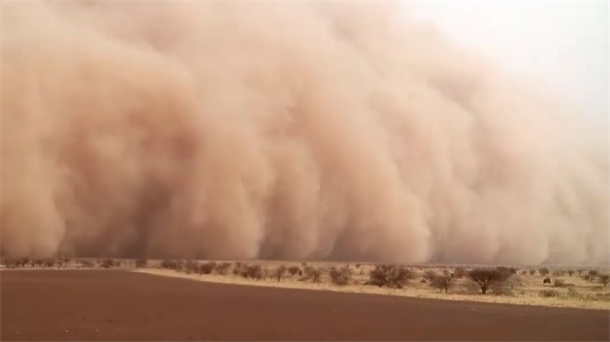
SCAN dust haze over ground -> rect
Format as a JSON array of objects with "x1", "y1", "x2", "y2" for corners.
[{"x1": 1, "y1": 1, "x2": 608, "y2": 265}]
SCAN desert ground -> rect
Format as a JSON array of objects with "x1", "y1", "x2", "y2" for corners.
[
  {"x1": 2, "y1": 269, "x2": 609, "y2": 341},
  {"x1": 3, "y1": 258, "x2": 609, "y2": 309}
]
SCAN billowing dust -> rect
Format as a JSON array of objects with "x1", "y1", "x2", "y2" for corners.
[{"x1": 1, "y1": 1, "x2": 608, "y2": 264}]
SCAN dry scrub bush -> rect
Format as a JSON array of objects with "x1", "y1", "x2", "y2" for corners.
[
  {"x1": 183, "y1": 260, "x2": 199, "y2": 274},
  {"x1": 553, "y1": 279, "x2": 575, "y2": 288},
  {"x1": 539, "y1": 289, "x2": 560, "y2": 298},
  {"x1": 497, "y1": 266, "x2": 518, "y2": 275},
  {"x1": 567, "y1": 287, "x2": 580, "y2": 298},
  {"x1": 101, "y1": 259, "x2": 118, "y2": 268},
  {"x1": 300, "y1": 266, "x2": 322, "y2": 283},
  {"x1": 135, "y1": 259, "x2": 148, "y2": 268},
  {"x1": 423, "y1": 270, "x2": 437, "y2": 281},
  {"x1": 161, "y1": 260, "x2": 181, "y2": 270},
  {"x1": 453, "y1": 267, "x2": 466, "y2": 279},
  {"x1": 329, "y1": 266, "x2": 352, "y2": 286},
  {"x1": 538, "y1": 267, "x2": 550, "y2": 276},
  {"x1": 598, "y1": 274, "x2": 610, "y2": 287},
  {"x1": 489, "y1": 277, "x2": 522, "y2": 296},
  {"x1": 529, "y1": 269, "x2": 536, "y2": 276},
  {"x1": 273, "y1": 265, "x2": 287, "y2": 282},
  {"x1": 216, "y1": 262, "x2": 232, "y2": 275},
  {"x1": 583, "y1": 274, "x2": 593, "y2": 282},
  {"x1": 198, "y1": 262, "x2": 216, "y2": 275},
  {"x1": 30, "y1": 259, "x2": 44, "y2": 267},
  {"x1": 4, "y1": 258, "x2": 31, "y2": 268},
  {"x1": 288, "y1": 266, "x2": 301, "y2": 276},
  {"x1": 589, "y1": 270, "x2": 599, "y2": 277},
  {"x1": 238, "y1": 264, "x2": 265, "y2": 280},
  {"x1": 79, "y1": 259, "x2": 96, "y2": 268},
  {"x1": 367, "y1": 265, "x2": 413, "y2": 289},
  {"x1": 468, "y1": 268, "x2": 512, "y2": 294},
  {"x1": 43, "y1": 259, "x2": 56, "y2": 268},
  {"x1": 566, "y1": 270, "x2": 575, "y2": 277},
  {"x1": 428, "y1": 273, "x2": 453, "y2": 293},
  {"x1": 552, "y1": 270, "x2": 566, "y2": 277}
]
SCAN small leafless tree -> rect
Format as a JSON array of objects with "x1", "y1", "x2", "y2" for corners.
[
  {"x1": 429, "y1": 273, "x2": 453, "y2": 293},
  {"x1": 589, "y1": 270, "x2": 599, "y2": 277},
  {"x1": 468, "y1": 268, "x2": 512, "y2": 294},
  {"x1": 538, "y1": 267, "x2": 550, "y2": 276},
  {"x1": 135, "y1": 259, "x2": 148, "y2": 268},
  {"x1": 566, "y1": 270, "x2": 575, "y2": 277}
]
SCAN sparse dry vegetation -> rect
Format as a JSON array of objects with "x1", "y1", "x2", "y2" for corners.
[
  {"x1": 538, "y1": 267, "x2": 550, "y2": 276},
  {"x1": 329, "y1": 266, "x2": 352, "y2": 286},
  {"x1": 300, "y1": 266, "x2": 322, "y2": 283},
  {"x1": 216, "y1": 262, "x2": 232, "y2": 275},
  {"x1": 428, "y1": 272, "x2": 454, "y2": 293},
  {"x1": 367, "y1": 265, "x2": 413, "y2": 289},
  {"x1": 273, "y1": 265, "x2": 287, "y2": 282},
  {"x1": 161, "y1": 260, "x2": 181, "y2": 270},
  {"x1": 468, "y1": 268, "x2": 512, "y2": 294},
  {"x1": 184, "y1": 260, "x2": 199, "y2": 274},
  {"x1": 79, "y1": 259, "x2": 96, "y2": 268},
  {"x1": 3, "y1": 257, "x2": 609, "y2": 310},
  {"x1": 101, "y1": 259, "x2": 119, "y2": 268},
  {"x1": 539, "y1": 289, "x2": 560, "y2": 298},
  {"x1": 237, "y1": 264, "x2": 265, "y2": 280},
  {"x1": 598, "y1": 274, "x2": 610, "y2": 287},
  {"x1": 287, "y1": 266, "x2": 301, "y2": 276},
  {"x1": 198, "y1": 262, "x2": 216, "y2": 275}
]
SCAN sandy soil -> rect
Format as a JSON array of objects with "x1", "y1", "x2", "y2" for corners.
[
  {"x1": 1, "y1": 270, "x2": 608, "y2": 341},
  {"x1": 135, "y1": 262, "x2": 610, "y2": 310}
]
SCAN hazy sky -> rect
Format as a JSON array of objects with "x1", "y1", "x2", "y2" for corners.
[{"x1": 410, "y1": 1, "x2": 609, "y2": 124}]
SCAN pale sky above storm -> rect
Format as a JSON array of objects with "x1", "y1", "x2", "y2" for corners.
[{"x1": 411, "y1": 1, "x2": 609, "y2": 123}]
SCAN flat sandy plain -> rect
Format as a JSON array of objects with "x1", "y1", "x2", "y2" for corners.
[
  {"x1": 137, "y1": 260, "x2": 610, "y2": 310},
  {"x1": 1, "y1": 267, "x2": 609, "y2": 341}
]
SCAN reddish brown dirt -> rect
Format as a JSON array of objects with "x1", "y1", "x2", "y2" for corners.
[{"x1": 1, "y1": 270, "x2": 608, "y2": 341}]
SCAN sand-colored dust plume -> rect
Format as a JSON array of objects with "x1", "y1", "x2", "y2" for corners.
[{"x1": 0, "y1": 1, "x2": 608, "y2": 264}]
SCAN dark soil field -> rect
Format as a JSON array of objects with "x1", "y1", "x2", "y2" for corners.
[{"x1": 1, "y1": 270, "x2": 608, "y2": 341}]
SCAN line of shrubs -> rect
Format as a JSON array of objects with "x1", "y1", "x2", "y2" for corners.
[{"x1": 3, "y1": 257, "x2": 608, "y2": 293}]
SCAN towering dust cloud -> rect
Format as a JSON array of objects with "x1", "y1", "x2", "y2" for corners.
[{"x1": 1, "y1": 1, "x2": 608, "y2": 264}]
